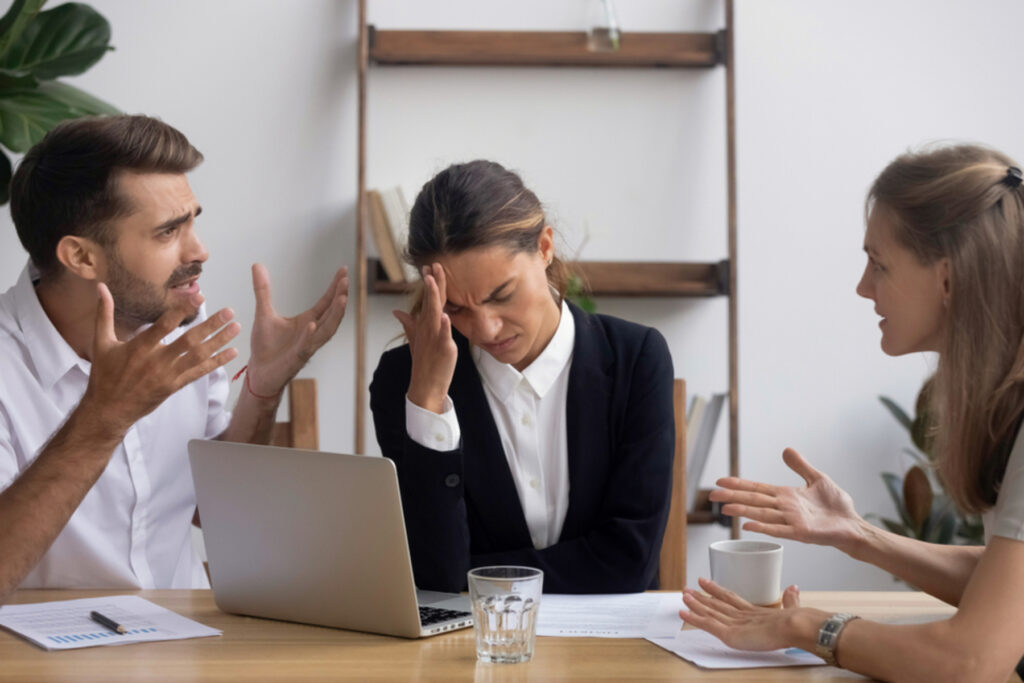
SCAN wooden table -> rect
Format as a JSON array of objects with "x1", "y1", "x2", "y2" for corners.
[{"x1": 0, "y1": 590, "x2": 954, "y2": 682}]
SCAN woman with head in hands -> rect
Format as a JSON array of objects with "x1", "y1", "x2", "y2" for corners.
[
  {"x1": 680, "y1": 145, "x2": 1024, "y2": 682},
  {"x1": 370, "y1": 160, "x2": 675, "y2": 594}
]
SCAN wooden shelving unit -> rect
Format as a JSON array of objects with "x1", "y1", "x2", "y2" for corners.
[{"x1": 355, "y1": 3, "x2": 739, "y2": 537}]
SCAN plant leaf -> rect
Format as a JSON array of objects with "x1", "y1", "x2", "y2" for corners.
[
  {"x1": 901, "y1": 446, "x2": 928, "y2": 466},
  {"x1": 879, "y1": 396, "x2": 913, "y2": 432},
  {"x1": 881, "y1": 471, "x2": 913, "y2": 529},
  {"x1": 878, "y1": 517, "x2": 911, "y2": 537},
  {"x1": 0, "y1": 67, "x2": 36, "y2": 88},
  {"x1": 0, "y1": 0, "x2": 45, "y2": 60},
  {"x1": 911, "y1": 379, "x2": 936, "y2": 456},
  {"x1": 903, "y1": 465, "x2": 932, "y2": 532},
  {"x1": 0, "y1": 80, "x2": 118, "y2": 152},
  {"x1": 0, "y1": 149, "x2": 11, "y2": 204},
  {"x1": 923, "y1": 500, "x2": 956, "y2": 544},
  {"x1": 956, "y1": 515, "x2": 985, "y2": 546},
  {"x1": 0, "y1": 3, "x2": 112, "y2": 80}
]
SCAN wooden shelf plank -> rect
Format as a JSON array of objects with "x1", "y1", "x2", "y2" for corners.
[
  {"x1": 369, "y1": 259, "x2": 729, "y2": 297},
  {"x1": 687, "y1": 488, "x2": 729, "y2": 526},
  {"x1": 369, "y1": 28, "x2": 722, "y2": 68},
  {"x1": 573, "y1": 260, "x2": 728, "y2": 297}
]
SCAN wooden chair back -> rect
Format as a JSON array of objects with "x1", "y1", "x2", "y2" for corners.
[
  {"x1": 659, "y1": 378, "x2": 687, "y2": 590},
  {"x1": 270, "y1": 378, "x2": 319, "y2": 450}
]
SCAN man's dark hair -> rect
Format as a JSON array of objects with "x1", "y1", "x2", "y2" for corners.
[{"x1": 10, "y1": 115, "x2": 204, "y2": 276}]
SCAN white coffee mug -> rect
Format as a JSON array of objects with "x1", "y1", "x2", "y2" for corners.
[{"x1": 708, "y1": 540, "x2": 783, "y2": 606}]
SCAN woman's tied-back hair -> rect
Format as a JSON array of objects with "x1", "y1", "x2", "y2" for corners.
[
  {"x1": 405, "y1": 160, "x2": 569, "y2": 313},
  {"x1": 10, "y1": 115, "x2": 204, "y2": 276},
  {"x1": 868, "y1": 144, "x2": 1024, "y2": 512}
]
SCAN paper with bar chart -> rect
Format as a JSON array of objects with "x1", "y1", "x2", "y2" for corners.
[{"x1": 0, "y1": 595, "x2": 220, "y2": 650}]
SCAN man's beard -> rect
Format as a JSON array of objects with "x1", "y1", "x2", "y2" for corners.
[{"x1": 105, "y1": 249, "x2": 203, "y2": 330}]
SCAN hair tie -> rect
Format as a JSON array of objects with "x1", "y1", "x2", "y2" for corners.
[{"x1": 1005, "y1": 166, "x2": 1023, "y2": 189}]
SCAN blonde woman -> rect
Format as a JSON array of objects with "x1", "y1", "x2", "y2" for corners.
[
  {"x1": 369, "y1": 160, "x2": 675, "y2": 594},
  {"x1": 681, "y1": 145, "x2": 1024, "y2": 682}
]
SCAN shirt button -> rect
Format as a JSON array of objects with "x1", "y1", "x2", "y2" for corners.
[
  {"x1": 434, "y1": 433, "x2": 445, "y2": 443},
  {"x1": 529, "y1": 478, "x2": 539, "y2": 489},
  {"x1": 521, "y1": 414, "x2": 531, "y2": 426},
  {"x1": 444, "y1": 473, "x2": 461, "y2": 488}
]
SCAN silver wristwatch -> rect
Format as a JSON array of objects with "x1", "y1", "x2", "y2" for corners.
[{"x1": 815, "y1": 612, "x2": 860, "y2": 667}]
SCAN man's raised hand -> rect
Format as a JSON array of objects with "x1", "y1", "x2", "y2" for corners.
[
  {"x1": 245, "y1": 264, "x2": 348, "y2": 399},
  {"x1": 82, "y1": 283, "x2": 239, "y2": 434}
]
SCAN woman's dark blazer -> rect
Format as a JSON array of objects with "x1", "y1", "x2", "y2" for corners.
[{"x1": 369, "y1": 302, "x2": 675, "y2": 594}]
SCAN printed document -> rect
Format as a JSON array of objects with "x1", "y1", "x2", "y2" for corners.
[
  {"x1": 0, "y1": 595, "x2": 221, "y2": 651},
  {"x1": 536, "y1": 592, "x2": 683, "y2": 638}
]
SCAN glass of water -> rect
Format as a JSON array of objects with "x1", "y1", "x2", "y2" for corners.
[{"x1": 467, "y1": 566, "x2": 543, "y2": 663}]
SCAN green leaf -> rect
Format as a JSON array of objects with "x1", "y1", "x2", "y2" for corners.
[
  {"x1": 910, "y1": 415, "x2": 934, "y2": 457},
  {"x1": 903, "y1": 465, "x2": 932, "y2": 532},
  {"x1": 0, "y1": 66, "x2": 36, "y2": 88},
  {"x1": 0, "y1": 0, "x2": 45, "y2": 59},
  {"x1": 0, "y1": 3, "x2": 112, "y2": 80},
  {"x1": 923, "y1": 501, "x2": 956, "y2": 544},
  {"x1": 0, "y1": 149, "x2": 11, "y2": 204},
  {"x1": 881, "y1": 471, "x2": 913, "y2": 529},
  {"x1": 879, "y1": 396, "x2": 913, "y2": 432},
  {"x1": 901, "y1": 446, "x2": 928, "y2": 466},
  {"x1": 878, "y1": 517, "x2": 911, "y2": 537},
  {"x1": 0, "y1": 80, "x2": 118, "y2": 152},
  {"x1": 956, "y1": 515, "x2": 985, "y2": 546}
]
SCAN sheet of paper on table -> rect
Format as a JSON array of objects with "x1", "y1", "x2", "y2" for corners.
[
  {"x1": 536, "y1": 592, "x2": 683, "y2": 638},
  {"x1": 646, "y1": 611, "x2": 956, "y2": 669},
  {"x1": 647, "y1": 629, "x2": 824, "y2": 669},
  {"x1": 0, "y1": 595, "x2": 221, "y2": 651}
]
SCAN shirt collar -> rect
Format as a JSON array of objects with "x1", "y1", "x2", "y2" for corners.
[
  {"x1": 472, "y1": 298, "x2": 575, "y2": 402},
  {"x1": 13, "y1": 263, "x2": 90, "y2": 389}
]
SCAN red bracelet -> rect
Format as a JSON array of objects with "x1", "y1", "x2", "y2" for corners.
[{"x1": 231, "y1": 364, "x2": 281, "y2": 401}]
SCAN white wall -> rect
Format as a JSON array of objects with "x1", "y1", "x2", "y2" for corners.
[{"x1": 1, "y1": 0, "x2": 1021, "y2": 590}]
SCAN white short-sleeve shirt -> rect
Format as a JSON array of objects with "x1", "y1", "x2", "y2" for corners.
[
  {"x1": 0, "y1": 265, "x2": 231, "y2": 589},
  {"x1": 984, "y1": 422, "x2": 1024, "y2": 544}
]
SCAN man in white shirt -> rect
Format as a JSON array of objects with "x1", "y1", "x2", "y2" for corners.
[{"x1": 0, "y1": 115, "x2": 348, "y2": 604}]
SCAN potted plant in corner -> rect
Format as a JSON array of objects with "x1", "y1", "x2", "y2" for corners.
[
  {"x1": 872, "y1": 380, "x2": 985, "y2": 547},
  {"x1": 0, "y1": 0, "x2": 119, "y2": 203}
]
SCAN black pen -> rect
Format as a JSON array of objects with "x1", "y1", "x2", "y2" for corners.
[{"x1": 89, "y1": 610, "x2": 127, "y2": 635}]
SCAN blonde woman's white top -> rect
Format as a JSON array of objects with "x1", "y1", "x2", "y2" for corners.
[{"x1": 983, "y1": 422, "x2": 1024, "y2": 544}]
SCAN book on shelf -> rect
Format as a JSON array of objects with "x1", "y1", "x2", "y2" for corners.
[
  {"x1": 685, "y1": 392, "x2": 727, "y2": 513},
  {"x1": 367, "y1": 188, "x2": 405, "y2": 283},
  {"x1": 367, "y1": 186, "x2": 417, "y2": 283}
]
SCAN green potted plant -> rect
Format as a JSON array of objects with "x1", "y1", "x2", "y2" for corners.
[
  {"x1": 872, "y1": 382, "x2": 984, "y2": 546},
  {"x1": 0, "y1": 0, "x2": 118, "y2": 203}
]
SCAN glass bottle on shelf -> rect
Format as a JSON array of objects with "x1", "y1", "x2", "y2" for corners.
[{"x1": 586, "y1": 0, "x2": 621, "y2": 52}]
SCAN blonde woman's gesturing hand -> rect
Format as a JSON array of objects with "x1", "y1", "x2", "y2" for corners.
[
  {"x1": 394, "y1": 263, "x2": 459, "y2": 415},
  {"x1": 709, "y1": 448, "x2": 867, "y2": 553}
]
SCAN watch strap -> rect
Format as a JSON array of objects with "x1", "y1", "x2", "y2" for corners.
[{"x1": 815, "y1": 612, "x2": 860, "y2": 667}]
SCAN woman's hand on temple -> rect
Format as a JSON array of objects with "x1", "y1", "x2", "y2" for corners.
[
  {"x1": 394, "y1": 263, "x2": 459, "y2": 414},
  {"x1": 709, "y1": 448, "x2": 867, "y2": 554}
]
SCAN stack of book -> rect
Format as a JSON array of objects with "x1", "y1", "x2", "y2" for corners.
[{"x1": 367, "y1": 187, "x2": 417, "y2": 283}]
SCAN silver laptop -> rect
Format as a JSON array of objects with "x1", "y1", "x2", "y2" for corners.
[{"x1": 187, "y1": 440, "x2": 472, "y2": 638}]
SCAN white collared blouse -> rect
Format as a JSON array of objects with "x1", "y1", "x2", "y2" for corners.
[{"x1": 406, "y1": 299, "x2": 575, "y2": 550}]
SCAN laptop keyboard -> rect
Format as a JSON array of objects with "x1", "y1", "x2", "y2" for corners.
[{"x1": 419, "y1": 606, "x2": 471, "y2": 626}]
